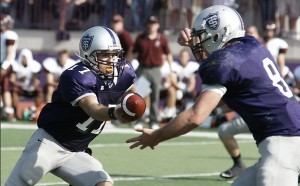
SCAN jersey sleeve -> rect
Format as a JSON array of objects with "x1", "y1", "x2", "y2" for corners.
[
  {"x1": 6, "y1": 30, "x2": 18, "y2": 41},
  {"x1": 42, "y1": 57, "x2": 57, "y2": 73},
  {"x1": 31, "y1": 60, "x2": 42, "y2": 73},
  {"x1": 59, "y1": 66, "x2": 96, "y2": 106}
]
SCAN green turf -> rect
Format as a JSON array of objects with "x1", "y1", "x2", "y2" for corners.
[{"x1": 1, "y1": 123, "x2": 262, "y2": 186}]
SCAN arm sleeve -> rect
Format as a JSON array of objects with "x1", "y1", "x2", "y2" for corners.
[{"x1": 59, "y1": 71, "x2": 96, "y2": 106}]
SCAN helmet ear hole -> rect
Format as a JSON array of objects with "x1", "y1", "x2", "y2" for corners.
[{"x1": 213, "y1": 34, "x2": 219, "y2": 42}]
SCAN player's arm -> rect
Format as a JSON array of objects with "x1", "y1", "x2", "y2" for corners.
[
  {"x1": 45, "y1": 72, "x2": 58, "y2": 87},
  {"x1": 187, "y1": 74, "x2": 196, "y2": 92},
  {"x1": 33, "y1": 73, "x2": 41, "y2": 89},
  {"x1": 1, "y1": 39, "x2": 16, "y2": 70},
  {"x1": 127, "y1": 85, "x2": 225, "y2": 149},
  {"x1": 154, "y1": 90, "x2": 222, "y2": 142},
  {"x1": 277, "y1": 52, "x2": 286, "y2": 77},
  {"x1": 9, "y1": 72, "x2": 19, "y2": 87},
  {"x1": 78, "y1": 83, "x2": 137, "y2": 122},
  {"x1": 78, "y1": 95, "x2": 113, "y2": 121}
]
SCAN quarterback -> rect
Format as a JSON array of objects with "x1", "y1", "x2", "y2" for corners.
[{"x1": 6, "y1": 26, "x2": 137, "y2": 186}]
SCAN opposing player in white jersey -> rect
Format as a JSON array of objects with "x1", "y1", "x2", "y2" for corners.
[
  {"x1": 264, "y1": 21, "x2": 288, "y2": 77},
  {"x1": 171, "y1": 48, "x2": 200, "y2": 112},
  {"x1": 10, "y1": 48, "x2": 43, "y2": 120},
  {"x1": 0, "y1": 14, "x2": 18, "y2": 120},
  {"x1": 42, "y1": 49, "x2": 77, "y2": 103}
]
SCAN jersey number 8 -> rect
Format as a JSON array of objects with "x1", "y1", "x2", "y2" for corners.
[{"x1": 263, "y1": 58, "x2": 293, "y2": 98}]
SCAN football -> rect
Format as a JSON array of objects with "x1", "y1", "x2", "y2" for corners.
[{"x1": 115, "y1": 92, "x2": 146, "y2": 123}]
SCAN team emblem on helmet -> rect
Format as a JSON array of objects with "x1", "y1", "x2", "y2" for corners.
[
  {"x1": 204, "y1": 12, "x2": 219, "y2": 30},
  {"x1": 81, "y1": 35, "x2": 94, "y2": 52}
]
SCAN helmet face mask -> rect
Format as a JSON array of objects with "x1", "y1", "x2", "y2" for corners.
[
  {"x1": 79, "y1": 26, "x2": 125, "y2": 84},
  {"x1": 93, "y1": 50, "x2": 124, "y2": 80},
  {"x1": 191, "y1": 29, "x2": 210, "y2": 62},
  {"x1": 190, "y1": 5, "x2": 245, "y2": 61}
]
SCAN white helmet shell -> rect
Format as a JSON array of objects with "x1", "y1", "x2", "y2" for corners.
[
  {"x1": 79, "y1": 26, "x2": 122, "y2": 59},
  {"x1": 191, "y1": 5, "x2": 245, "y2": 55}
]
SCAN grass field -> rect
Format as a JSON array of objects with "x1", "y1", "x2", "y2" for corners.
[{"x1": 1, "y1": 122, "x2": 261, "y2": 186}]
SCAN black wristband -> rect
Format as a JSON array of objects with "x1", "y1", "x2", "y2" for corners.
[{"x1": 108, "y1": 107, "x2": 116, "y2": 120}]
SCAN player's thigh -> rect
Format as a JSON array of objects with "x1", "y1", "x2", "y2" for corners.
[
  {"x1": 232, "y1": 164, "x2": 257, "y2": 186},
  {"x1": 52, "y1": 151, "x2": 113, "y2": 186},
  {"x1": 5, "y1": 128, "x2": 60, "y2": 185},
  {"x1": 257, "y1": 136, "x2": 300, "y2": 186}
]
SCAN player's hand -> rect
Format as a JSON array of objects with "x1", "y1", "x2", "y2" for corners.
[
  {"x1": 126, "y1": 128, "x2": 160, "y2": 150},
  {"x1": 177, "y1": 28, "x2": 192, "y2": 47},
  {"x1": 113, "y1": 104, "x2": 128, "y2": 123}
]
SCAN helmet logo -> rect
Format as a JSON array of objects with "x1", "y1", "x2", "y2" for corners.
[
  {"x1": 81, "y1": 35, "x2": 94, "y2": 52},
  {"x1": 204, "y1": 12, "x2": 219, "y2": 30}
]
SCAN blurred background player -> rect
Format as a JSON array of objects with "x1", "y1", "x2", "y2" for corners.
[
  {"x1": 245, "y1": 25, "x2": 264, "y2": 44},
  {"x1": 0, "y1": 14, "x2": 18, "y2": 120},
  {"x1": 10, "y1": 48, "x2": 44, "y2": 121},
  {"x1": 159, "y1": 59, "x2": 178, "y2": 120},
  {"x1": 160, "y1": 48, "x2": 200, "y2": 120},
  {"x1": 131, "y1": 16, "x2": 173, "y2": 130},
  {"x1": 172, "y1": 48, "x2": 200, "y2": 112},
  {"x1": 263, "y1": 20, "x2": 288, "y2": 77},
  {"x1": 42, "y1": 49, "x2": 77, "y2": 103},
  {"x1": 110, "y1": 14, "x2": 134, "y2": 59}
]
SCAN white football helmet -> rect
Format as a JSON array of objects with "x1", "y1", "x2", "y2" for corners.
[
  {"x1": 79, "y1": 26, "x2": 125, "y2": 82},
  {"x1": 191, "y1": 5, "x2": 245, "y2": 61}
]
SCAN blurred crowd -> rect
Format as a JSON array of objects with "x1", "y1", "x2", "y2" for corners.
[
  {"x1": 1, "y1": 0, "x2": 299, "y2": 39},
  {"x1": 1, "y1": 0, "x2": 300, "y2": 124}
]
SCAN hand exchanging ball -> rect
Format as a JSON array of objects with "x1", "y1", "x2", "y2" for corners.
[{"x1": 115, "y1": 92, "x2": 146, "y2": 123}]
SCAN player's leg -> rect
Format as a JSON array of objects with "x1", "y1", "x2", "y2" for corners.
[
  {"x1": 256, "y1": 136, "x2": 300, "y2": 186},
  {"x1": 51, "y1": 150, "x2": 113, "y2": 186},
  {"x1": 232, "y1": 164, "x2": 257, "y2": 186},
  {"x1": 218, "y1": 116, "x2": 249, "y2": 179},
  {"x1": 5, "y1": 128, "x2": 59, "y2": 185}
]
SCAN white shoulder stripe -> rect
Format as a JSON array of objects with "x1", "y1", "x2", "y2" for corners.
[
  {"x1": 71, "y1": 93, "x2": 97, "y2": 106},
  {"x1": 201, "y1": 84, "x2": 227, "y2": 97}
]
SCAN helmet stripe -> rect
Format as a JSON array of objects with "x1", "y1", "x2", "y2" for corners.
[{"x1": 103, "y1": 26, "x2": 116, "y2": 44}]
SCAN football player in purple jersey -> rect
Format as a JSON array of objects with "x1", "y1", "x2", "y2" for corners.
[
  {"x1": 5, "y1": 26, "x2": 137, "y2": 186},
  {"x1": 126, "y1": 5, "x2": 300, "y2": 186}
]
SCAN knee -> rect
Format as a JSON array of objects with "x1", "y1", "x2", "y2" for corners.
[{"x1": 218, "y1": 122, "x2": 233, "y2": 138}]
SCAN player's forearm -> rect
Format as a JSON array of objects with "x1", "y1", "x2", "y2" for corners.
[
  {"x1": 167, "y1": 54, "x2": 173, "y2": 71},
  {"x1": 79, "y1": 96, "x2": 112, "y2": 121},
  {"x1": 154, "y1": 109, "x2": 200, "y2": 143},
  {"x1": 86, "y1": 104, "x2": 112, "y2": 121},
  {"x1": 5, "y1": 46, "x2": 14, "y2": 62},
  {"x1": 277, "y1": 54, "x2": 285, "y2": 76}
]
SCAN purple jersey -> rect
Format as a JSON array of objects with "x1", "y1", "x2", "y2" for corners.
[
  {"x1": 200, "y1": 36, "x2": 300, "y2": 144},
  {"x1": 38, "y1": 61, "x2": 136, "y2": 151}
]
